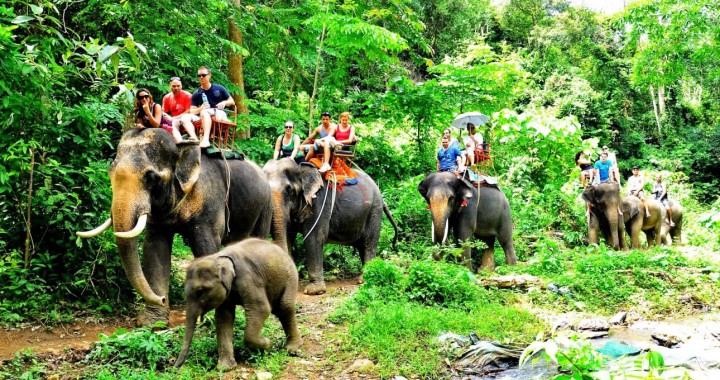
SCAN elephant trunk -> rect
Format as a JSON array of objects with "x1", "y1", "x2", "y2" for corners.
[
  {"x1": 175, "y1": 305, "x2": 200, "y2": 368},
  {"x1": 429, "y1": 196, "x2": 451, "y2": 244},
  {"x1": 112, "y1": 196, "x2": 166, "y2": 307},
  {"x1": 270, "y1": 190, "x2": 291, "y2": 253},
  {"x1": 606, "y1": 208, "x2": 620, "y2": 250}
]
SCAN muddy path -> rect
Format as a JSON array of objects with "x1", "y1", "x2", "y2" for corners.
[{"x1": 0, "y1": 279, "x2": 360, "y2": 377}]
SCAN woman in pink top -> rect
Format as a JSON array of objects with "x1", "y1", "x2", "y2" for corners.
[{"x1": 332, "y1": 112, "x2": 356, "y2": 149}]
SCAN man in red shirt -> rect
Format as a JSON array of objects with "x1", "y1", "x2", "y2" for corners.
[{"x1": 162, "y1": 77, "x2": 198, "y2": 142}]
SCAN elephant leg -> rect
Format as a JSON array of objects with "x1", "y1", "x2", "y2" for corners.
[
  {"x1": 454, "y1": 220, "x2": 474, "y2": 269},
  {"x1": 479, "y1": 236, "x2": 496, "y2": 271},
  {"x1": 137, "y1": 230, "x2": 173, "y2": 327},
  {"x1": 187, "y1": 223, "x2": 223, "y2": 257},
  {"x1": 277, "y1": 292, "x2": 302, "y2": 354},
  {"x1": 215, "y1": 302, "x2": 237, "y2": 370},
  {"x1": 303, "y1": 236, "x2": 327, "y2": 295},
  {"x1": 243, "y1": 300, "x2": 272, "y2": 351},
  {"x1": 588, "y1": 213, "x2": 600, "y2": 245},
  {"x1": 499, "y1": 223, "x2": 517, "y2": 266},
  {"x1": 630, "y1": 222, "x2": 642, "y2": 249}
]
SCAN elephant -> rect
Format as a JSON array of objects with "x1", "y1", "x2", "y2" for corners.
[
  {"x1": 262, "y1": 159, "x2": 398, "y2": 295},
  {"x1": 417, "y1": 172, "x2": 517, "y2": 270},
  {"x1": 659, "y1": 200, "x2": 683, "y2": 245},
  {"x1": 174, "y1": 238, "x2": 302, "y2": 369},
  {"x1": 620, "y1": 196, "x2": 665, "y2": 248},
  {"x1": 581, "y1": 182, "x2": 626, "y2": 250},
  {"x1": 77, "y1": 128, "x2": 272, "y2": 326}
]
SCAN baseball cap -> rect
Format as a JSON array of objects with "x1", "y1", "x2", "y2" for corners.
[
  {"x1": 321, "y1": 111, "x2": 331, "y2": 117},
  {"x1": 603, "y1": 146, "x2": 609, "y2": 149},
  {"x1": 632, "y1": 166, "x2": 639, "y2": 170}
]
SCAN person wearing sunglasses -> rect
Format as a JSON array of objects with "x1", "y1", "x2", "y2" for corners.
[
  {"x1": 273, "y1": 121, "x2": 305, "y2": 164},
  {"x1": 189, "y1": 66, "x2": 235, "y2": 148},
  {"x1": 134, "y1": 89, "x2": 169, "y2": 132},
  {"x1": 162, "y1": 77, "x2": 197, "y2": 142}
]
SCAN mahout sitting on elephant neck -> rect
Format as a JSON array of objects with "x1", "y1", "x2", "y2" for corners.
[
  {"x1": 77, "y1": 128, "x2": 273, "y2": 327},
  {"x1": 417, "y1": 171, "x2": 517, "y2": 271},
  {"x1": 263, "y1": 158, "x2": 398, "y2": 295},
  {"x1": 174, "y1": 238, "x2": 302, "y2": 370}
]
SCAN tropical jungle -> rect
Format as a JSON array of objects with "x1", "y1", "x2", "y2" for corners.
[{"x1": 1, "y1": 0, "x2": 720, "y2": 379}]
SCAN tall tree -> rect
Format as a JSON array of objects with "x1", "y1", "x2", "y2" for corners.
[{"x1": 229, "y1": 0, "x2": 249, "y2": 139}]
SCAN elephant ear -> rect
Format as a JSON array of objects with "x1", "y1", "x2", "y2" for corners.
[
  {"x1": 299, "y1": 165, "x2": 324, "y2": 206},
  {"x1": 581, "y1": 186, "x2": 596, "y2": 204},
  {"x1": 417, "y1": 177, "x2": 430, "y2": 200},
  {"x1": 175, "y1": 143, "x2": 201, "y2": 194},
  {"x1": 217, "y1": 256, "x2": 236, "y2": 296},
  {"x1": 455, "y1": 177, "x2": 475, "y2": 201},
  {"x1": 622, "y1": 200, "x2": 640, "y2": 219}
]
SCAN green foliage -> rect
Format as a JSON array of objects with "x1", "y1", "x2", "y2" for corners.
[
  {"x1": 330, "y1": 257, "x2": 542, "y2": 377},
  {"x1": 521, "y1": 331, "x2": 604, "y2": 378}
]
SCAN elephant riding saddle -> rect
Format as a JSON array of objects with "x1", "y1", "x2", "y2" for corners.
[{"x1": 308, "y1": 157, "x2": 358, "y2": 185}]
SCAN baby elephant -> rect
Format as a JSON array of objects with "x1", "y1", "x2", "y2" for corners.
[{"x1": 174, "y1": 238, "x2": 302, "y2": 369}]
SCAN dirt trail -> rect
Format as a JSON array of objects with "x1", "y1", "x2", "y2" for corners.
[{"x1": 0, "y1": 279, "x2": 359, "y2": 369}]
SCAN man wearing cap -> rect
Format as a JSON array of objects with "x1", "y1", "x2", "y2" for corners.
[
  {"x1": 162, "y1": 76, "x2": 197, "y2": 143},
  {"x1": 627, "y1": 166, "x2": 650, "y2": 217},
  {"x1": 302, "y1": 111, "x2": 336, "y2": 172}
]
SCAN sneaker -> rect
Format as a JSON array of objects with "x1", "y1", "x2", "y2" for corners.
[
  {"x1": 669, "y1": 221, "x2": 676, "y2": 227},
  {"x1": 318, "y1": 163, "x2": 331, "y2": 173}
]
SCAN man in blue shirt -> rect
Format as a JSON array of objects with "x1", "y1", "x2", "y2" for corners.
[
  {"x1": 437, "y1": 137, "x2": 464, "y2": 172},
  {"x1": 594, "y1": 152, "x2": 615, "y2": 183},
  {"x1": 189, "y1": 66, "x2": 235, "y2": 148}
]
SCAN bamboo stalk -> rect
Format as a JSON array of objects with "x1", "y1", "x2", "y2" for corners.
[{"x1": 24, "y1": 148, "x2": 35, "y2": 267}]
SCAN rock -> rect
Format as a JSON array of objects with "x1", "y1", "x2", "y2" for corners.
[
  {"x1": 551, "y1": 317, "x2": 573, "y2": 332},
  {"x1": 609, "y1": 312, "x2": 627, "y2": 325},
  {"x1": 392, "y1": 377, "x2": 409, "y2": 380},
  {"x1": 651, "y1": 333, "x2": 684, "y2": 348},
  {"x1": 579, "y1": 330, "x2": 609, "y2": 339},
  {"x1": 625, "y1": 311, "x2": 642, "y2": 324},
  {"x1": 577, "y1": 318, "x2": 610, "y2": 332},
  {"x1": 255, "y1": 371, "x2": 273, "y2": 380},
  {"x1": 345, "y1": 359, "x2": 375, "y2": 374},
  {"x1": 480, "y1": 274, "x2": 543, "y2": 289}
]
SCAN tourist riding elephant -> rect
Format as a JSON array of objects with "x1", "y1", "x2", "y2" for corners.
[
  {"x1": 262, "y1": 159, "x2": 398, "y2": 295},
  {"x1": 175, "y1": 238, "x2": 302, "y2": 370},
  {"x1": 659, "y1": 200, "x2": 683, "y2": 245},
  {"x1": 581, "y1": 182, "x2": 626, "y2": 250},
  {"x1": 620, "y1": 196, "x2": 664, "y2": 248},
  {"x1": 77, "y1": 129, "x2": 272, "y2": 326},
  {"x1": 417, "y1": 172, "x2": 517, "y2": 270}
]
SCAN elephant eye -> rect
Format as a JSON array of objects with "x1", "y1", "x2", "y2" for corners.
[{"x1": 144, "y1": 170, "x2": 161, "y2": 185}]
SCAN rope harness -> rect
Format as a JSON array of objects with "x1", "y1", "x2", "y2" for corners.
[{"x1": 303, "y1": 172, "x2": 337, "y2": 242}]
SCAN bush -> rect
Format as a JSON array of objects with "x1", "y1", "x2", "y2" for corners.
[{"x1": 405, "y1": 260, "x2": 484, "y2": 309}]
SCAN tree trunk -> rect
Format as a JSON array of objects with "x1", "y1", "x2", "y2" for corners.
[
  {"x1": 229, "y1": 0, "x2": 249, "y2": 139},
  {"x1": 308, "y1": 23, "x2": 327, "y2": 134},
  {"x1": 658, "y1": 85, "x2": 665, "y2": 116},
  {"x1": 650, "y1": 85, "x2": 662, "y2": 138}
]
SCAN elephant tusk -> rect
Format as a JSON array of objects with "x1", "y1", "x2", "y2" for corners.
[
  {"x1": 115, "y1": 214, "x2": 148, "y2": 238},
  {"x1": 431, "y1": 221, "x2": 435, "y2": 243},
  {"x1": 76, "y1": 217, "x2": 113, "y2": 238},
  {"x1": 442, "y1": 219, "x2": 449, "y2": 243}
]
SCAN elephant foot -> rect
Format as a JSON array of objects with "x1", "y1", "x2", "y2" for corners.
[
  {"x1": 303, "y1": 281, "x2": 327, "y2": 295},
  {"x1": 217, "y1": 356, "x2": 237, "y2": 371},
  {"x1": 136, "y1": 304, "x2": 169, "y2": 328},
  {"x1": 285, "y1": 336, "x2": 303, "y2": 355},
  {"x1": 245, "y1": 336, "x2": 271, "y2": 351}
]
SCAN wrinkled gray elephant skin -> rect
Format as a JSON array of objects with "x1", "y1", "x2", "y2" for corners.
[
  {"x1": 658, "y1": 200, "x2": 683, "y2": 246},
  {"x1": 417, "y1": 172, "x2": 517, "y2": 271},
  {"x1": 620, "y1": 196, "x2": 664, "y2": 248},
  {"x1": 263, "y1": 159, "x2": 398, "y2": 295},
  {"x1": 78, "y1": 129, "x2": 272, "y2": 326},
  {"x1": 175, "y1": 238, "x2": 302, "y2": 370},
  {"x1": 581, "y1": 182, "x2": 626, "y2": 250}
]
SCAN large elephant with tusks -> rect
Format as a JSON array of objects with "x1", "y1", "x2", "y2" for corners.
[
  {"x1": 77, "y1": 129, "x2": 272, "y2": 326},
  {"x1": 417, "y1": 172, "x2": 517, "y2": 270}
]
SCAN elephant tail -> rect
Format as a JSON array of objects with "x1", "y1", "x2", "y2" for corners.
[{"x1": 383, "y1": 201, "x2": 399, "y2": 250}]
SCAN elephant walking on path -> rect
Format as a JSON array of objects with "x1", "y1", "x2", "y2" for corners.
[
  {"x1": 263, "y1": 159, "x2": 398, "y2": 295},
  {"x1": 77, "y1": 129, "x2": 272, "y2": 326},
  {"x1": 417, "y1": 172, "x2": 517, "y2": 270}
]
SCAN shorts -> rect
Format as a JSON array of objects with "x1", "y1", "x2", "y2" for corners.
[
  {"x1": 657, "y1": 197, "x2": 669, "y2": 207},
  {"x1": 189, "y1": 108, "x2": 227, "y2": 122},
  {"x1": 581, "y1": 169, "x2": 592, "y2": 178}
]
